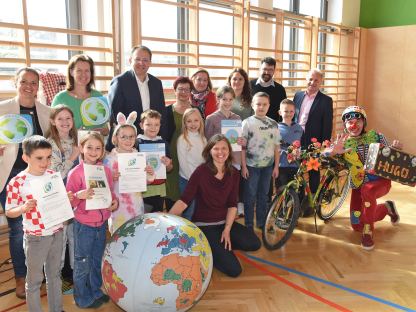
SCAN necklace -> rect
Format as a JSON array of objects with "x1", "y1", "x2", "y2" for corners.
[{"x1": 71, "y1": 90, "x2": 89, "y2": 100}]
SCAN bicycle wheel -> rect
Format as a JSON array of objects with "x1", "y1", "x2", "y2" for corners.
[
  {"x1": 262, "y1": 188, "x2": 301, "y2": 250},
  {"x1": 316, "y1": 169, "x2": 350, "y2": 220}
]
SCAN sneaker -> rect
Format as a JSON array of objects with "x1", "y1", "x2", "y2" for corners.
[
  {"x1": 15, "y1": 277, "x2": 26, "y2": 299},
  {"x1": 385, "y1": 201, "x2": 400, "y2": 225},
  {"x1": 86, "y1": 299, "x2": 103, "y2": 309},
  {"x1": 98, "y1": 294, "x2": 110, "y2": 303},
  {"x1": 361, "y1": 233, "x2": 375, "y2": 250},
  {"x1": 237, "y1": 202, "x2": 244, "y2": 217}
]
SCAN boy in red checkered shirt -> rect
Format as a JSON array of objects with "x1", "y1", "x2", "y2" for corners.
[{"x1": 5, "y1": 135, "x2": 74, "y2": 312}]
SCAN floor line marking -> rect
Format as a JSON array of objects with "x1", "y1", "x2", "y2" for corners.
[
  {"x1": 243, "y1": 252, "x2": 415, "y2": 312},
  {"x1": 236, "y1": 252, "x2": 352, "y2": 312}
]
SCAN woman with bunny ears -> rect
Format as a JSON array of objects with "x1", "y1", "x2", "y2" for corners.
[{"x1": 104, "y1": 111, "x2": 154, "y2": 234}]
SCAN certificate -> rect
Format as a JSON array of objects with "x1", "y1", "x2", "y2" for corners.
[
  {"x1": 139, "y1": 143, "x2": 166, "y2": 179},
  {"x1": 30, "y1": 172, "x2": 74, "y2": 229},
  {"x1": 221, "y1": 119, "x2": 242, "y2": 152},
  {"x1": 84, "y1": 164, "x2": 112, "y2": 210},
  {"x1": 0, "y1": 114, "x2": 34, "y2": 144},
  {"x1": 118, "y1": 152, "x2": 147, "y2": 193}
]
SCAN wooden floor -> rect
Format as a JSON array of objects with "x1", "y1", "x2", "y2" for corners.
[{"x1": 0, "y1": 182, "x2": 415, "y2": 311}]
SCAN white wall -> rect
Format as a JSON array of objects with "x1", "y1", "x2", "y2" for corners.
[{"x1": 327, "y1": 0, "x2": 361, "y2": 27}]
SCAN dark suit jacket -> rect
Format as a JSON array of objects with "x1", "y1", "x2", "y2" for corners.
[
  {"x1": 107, "y1": 70, "x2": 173, "y2": 150},
  {"x1": 293, "y1": 90, "x2": 333, "y2": 148}
]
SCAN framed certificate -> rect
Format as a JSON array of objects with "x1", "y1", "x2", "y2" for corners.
[
  {"x1": 118, "y1": 152, "x2": 147, "y2": 193},
  {"x1": 84, "y1": 164, "x2": 112, "y2": 210},
  {"x1": 139, "y1": 143, "x2": 166, "y2": 180},
  {"x1": 30, "y1": 172, "x2": 74, "y2": 229},
  {"x1": 221, "y1": 119, "x2": 242, "y2": 152}
]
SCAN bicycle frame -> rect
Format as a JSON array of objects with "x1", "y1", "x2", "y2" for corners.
[{"x1": 281, "y1": 158, "x2": 344, "y2": 214}]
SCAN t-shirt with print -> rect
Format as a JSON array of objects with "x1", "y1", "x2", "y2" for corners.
[
  {"x1": 5, "y1": 169, "x2": 63, "y2": 236},
  {"x1": 242, "y1": 115, "x2": 281, "y2": 168}
]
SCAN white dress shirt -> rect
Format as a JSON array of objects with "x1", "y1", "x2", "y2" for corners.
[{"x1": 135, "y1": 74, "x2": 150, "y2": 112}]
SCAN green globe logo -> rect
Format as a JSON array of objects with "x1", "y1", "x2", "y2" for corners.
[
  {"x1": 81, "y1": 97, "x2": 110, "y2": 126},
  {"x1": 147, "y1": 156, "x2": 160, "y2": 170},
  {"x1": 0, "y1": 115, "x2": 33, "y2": 144}
]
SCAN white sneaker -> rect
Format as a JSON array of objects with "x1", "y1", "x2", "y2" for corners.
[{"x1": 237, "y1": 202, "x2": 244, "y2": 216}]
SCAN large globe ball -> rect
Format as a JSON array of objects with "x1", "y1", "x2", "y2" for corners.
[{"x1": 102, "y1": 213, "x2": 213, "y2": 311}]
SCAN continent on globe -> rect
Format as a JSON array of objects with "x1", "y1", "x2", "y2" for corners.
[
  {"x1": 158, "y1": 226, "x2": 197, "y2": 255},
  {"x1": 151, "y1": 253, "x2": 208, "y2": 310},
  {"x1": 109, "y1": 216, "x2": 144, "y2": 243},
  {"x1": 102, "y1": 259, "x2": 128, "y2": 303}
]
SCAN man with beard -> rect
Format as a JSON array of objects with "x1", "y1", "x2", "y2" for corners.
[{"x1": 250, "y1": 57, "x2": 287, "y2": 123}]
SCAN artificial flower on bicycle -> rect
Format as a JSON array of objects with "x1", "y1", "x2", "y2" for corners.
[{"x1": 286, "y1": 138, "x2": 329, "y2": 172}]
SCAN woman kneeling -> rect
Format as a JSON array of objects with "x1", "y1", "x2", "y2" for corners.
[{"x1": 170, "y1": 134, "x2": 261, "y2": 277}]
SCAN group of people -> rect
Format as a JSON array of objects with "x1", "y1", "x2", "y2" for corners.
[{"x1": 0, "y1": 45, "x2": 402, "y2": 311}]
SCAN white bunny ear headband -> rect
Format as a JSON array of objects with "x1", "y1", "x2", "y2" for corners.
[{"x1": 114, "y1": 111, "x2": 138, "y2": 135}]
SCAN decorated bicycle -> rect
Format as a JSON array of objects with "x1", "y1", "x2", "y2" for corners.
[{"x1": 262, "y1": 138, "x2": 351, "y2": 250}]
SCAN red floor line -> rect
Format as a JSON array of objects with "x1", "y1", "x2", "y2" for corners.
[
  {"x1": 236, "y1": 252, "x2": 352, "y2": 312},
  {"x1": 0, "y1": 293, "x2": 47, "y2": 312}
]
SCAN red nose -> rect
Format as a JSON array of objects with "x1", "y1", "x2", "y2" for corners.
[{"x1": 348, "y1": 121, "x2": 358, "y2": 131}]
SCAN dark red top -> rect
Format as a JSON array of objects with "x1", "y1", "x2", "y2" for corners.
[{"x1": 181, "y1": 164, "x2": 239, "y2": 223}]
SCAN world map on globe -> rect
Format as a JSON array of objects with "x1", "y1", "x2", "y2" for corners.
[{"x1": 102, "y1": 213, "x2": 213, "y2": 311}]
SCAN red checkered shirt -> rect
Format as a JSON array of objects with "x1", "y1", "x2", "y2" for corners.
[
  {"x1": 39, "y1": 71, "x2": 66, "y2": 106},
  {"x1": 6, "y1": 170, "x2": 63, "y2": 236}
]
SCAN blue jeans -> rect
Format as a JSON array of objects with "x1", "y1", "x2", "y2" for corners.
[
  {"x1": 73, "y1": 220, "x2": 107, "y2": 308},
  {"x1": 243, "y1": 165, "x2": 273, "y2": 228},
  {"x1": 179, "y1": 176, "x2": 195, "y2": 221},
  {"x1": 0, "y1": 167, "x2": 26, "y2": 278}
]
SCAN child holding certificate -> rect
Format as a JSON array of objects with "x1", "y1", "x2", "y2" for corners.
[
  {"x1": 104, "y1": 111, "x2": 154, "y2": 234},
  {"x1": 177, "y1": 108, "x2": 206, "y2": 220},
  {"x1": 137, "y1": 110, "x2": 173, "y2": 212},
  {"x1": 5, "y1": 136, "x2": 73, "y2": 312},
  {"x1": 46, "y1": 104, "x2": 79, "y2": 283},
  {"x1": 66, "y1": 132, "x2": 118, "y2": 309},
  {"x1": 204, "y1": 86, "x2": 245, "y2": 215}
]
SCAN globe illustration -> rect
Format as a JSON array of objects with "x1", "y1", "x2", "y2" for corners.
[
  {"x1": 102, "y1": 213, "x2": 213, "y2": 311},
  {"x1": 80, "y1": 97, "x2": 110, "y2": 126},
  {"x1": 224, "y1": 129, "x2": 239, "y2": 144},
  {"x1": 0, "y1": 114, "x2": 33, "y2": 144}
]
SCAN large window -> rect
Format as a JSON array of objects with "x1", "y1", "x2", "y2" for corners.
[
  {"x1": 0, "y1": 0, "x2": 359, "y2": 134},
  {"x1": 0, "y1": 0, "x2": 115, "y2": 98}
]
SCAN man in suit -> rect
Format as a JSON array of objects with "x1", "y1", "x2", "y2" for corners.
[
  {"x1": 250, "y1": 57, "x2": 286, "y2": 123},
  {"x1": 294, "y1": 68, "x2": 333, "y2": 148},
  {"x1": 107, "y1": 45, "x2": 168, "y2": 150},
  {"x1": 294, "y1": 69, "x2": 333, "y2": 215}
]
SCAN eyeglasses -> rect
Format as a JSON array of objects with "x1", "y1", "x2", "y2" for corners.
[
  {"x1": 343, "y1": 112, "x2": 363, "y2": 121},
  {"x1": 177, "y1": 88, "x2": 191, "y2": 93},
  {"x1": 119, "y1": 135, "x2": 136, "y2": 141}
]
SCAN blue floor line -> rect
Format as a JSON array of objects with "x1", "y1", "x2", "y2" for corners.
[{"x1": 244, "y1": 253, "x2": 415, "y2": 312}]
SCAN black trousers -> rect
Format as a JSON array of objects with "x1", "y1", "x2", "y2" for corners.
[
  {"x1": 200, "y1": 222, "x2": 261, "y2": 277},
  {"x1": 143, "y1": 196, "x2": 164, "y2": 212}
]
